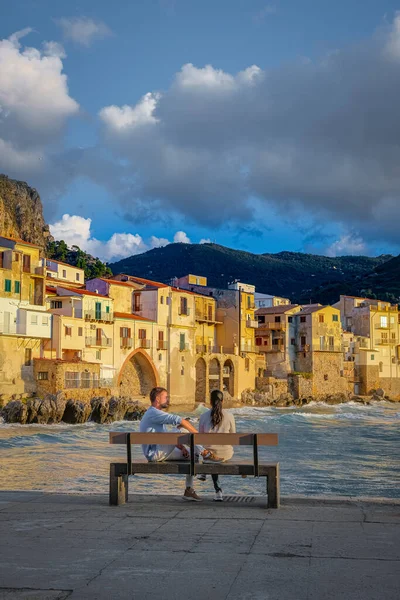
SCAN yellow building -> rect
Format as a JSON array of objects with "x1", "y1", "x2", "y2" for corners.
[
  {"x1": 41, "y1": 258, "x2": 85, "y2": 289},
  {"x1": 0, "y1": 236, "x2": 50, "y2": 395},
  {"x1": 335, "y1": 295, "x2": 400, "y2": 396}
]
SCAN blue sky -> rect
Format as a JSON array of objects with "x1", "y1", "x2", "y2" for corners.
[{"x1": 2, "y1": 1, "x2": 400, "y2": 261}]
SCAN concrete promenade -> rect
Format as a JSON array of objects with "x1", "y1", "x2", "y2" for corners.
[{"x1": 0, "y1": 491, "x2": 399, "y2": 600}]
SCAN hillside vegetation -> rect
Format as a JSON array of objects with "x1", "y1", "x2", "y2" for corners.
[{"x1": 110, "y1": 243, "x2": 392, "y2": 302}]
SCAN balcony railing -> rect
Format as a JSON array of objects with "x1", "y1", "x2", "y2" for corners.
[
  {"x1": 85, "y1": 336, "x2": 112, "y2": 347},
  {"x1": 138, "y1": 339, "x2": 151, "y2": 349},
  {"x1": 157, "y1": 340, "x2": 168, "y2": 350},
  {"x1": 375, "y1": 323, "x2": 390, "y2": 329},
  {"x1": 84, "y1": 310, "x2": 114, "y2": 322},
  {"x1": 195, "y1": 311, "x2": 218, "y2": 323},
  {"x1": 258, "y1": 321, "x2": 286, "y2": 331},
  {"x1": 120, "y1": 337, "x2": 133, "y2": 349},
  {"x1": 178, "y1": 307, "x2": 191, "y2": 316},
  {"x1": 246, "y1": 318, "x2": 259, "y2": 328},
  {"x1": 240, "y1": 344, "x2": 260, "y2": 354}
]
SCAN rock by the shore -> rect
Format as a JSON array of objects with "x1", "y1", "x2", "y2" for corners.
[
  {"x1": 90, "y1": 397, "x2": 109, "y2": 424},
  {"x1": 62, "y1": 399, "x2": 92, "y2": 424},
  {"x1": 27, "y1": 393, "x2": 66, "y2": 424},
  {"x1": 2, "y1": 400, "x2": 28, "y2": 424}
]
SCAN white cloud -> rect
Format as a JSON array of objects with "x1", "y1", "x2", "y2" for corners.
[
  {"x1": 96, "y1": 15, "x2": 400, "y2": 249},
  {"x1": 173, "y1": 231, "x2": 191, "y2": 244},
  {"x1": 199, "y1": 238, "x2": 212, "y2": 244},
  {"x1": 0, "y1": 29, "x2": 78, "y2": 177},
  {"x1": 49, "y1": 214, "x2": 193, "y2": 260},
  {"x1": 55, "y1": 17, "x2": 112, "y2": 47},
  {"x1": 254, "y1": 5, "x2": 277, "y2": 23},
  {"x1": 325, "y1": 235, "x2": 368, "y2": 257}
]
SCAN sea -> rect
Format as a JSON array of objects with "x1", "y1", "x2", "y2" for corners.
[{"x1": 0, "y1": 401, "x2": 399, "y2": 498}]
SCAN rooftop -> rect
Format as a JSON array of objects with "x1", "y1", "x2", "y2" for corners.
[
  {"x1": 255, "y1": 304, "x2": 300, "y2": 315},
  {"x1": 114, "y1": 311, "x2": 154, "y2": 322},
  {"x1": 0, "y1": 234, "x2": 42, "y2": 248}
]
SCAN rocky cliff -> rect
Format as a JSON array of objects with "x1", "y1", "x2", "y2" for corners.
[{"x1": 0, "y1": 174, "x2": 53, "y2": 247}]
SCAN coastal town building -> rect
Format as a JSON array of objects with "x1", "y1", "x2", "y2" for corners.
[
  {"x1": 334, "y1": 295, "x2": 400, "y2": 395},
  {"x1": 41, "y1": 258, "x2": 85, "y2": 289},
  {"x1": 0, "y1": 236, "x2": 50, "y2": 395},
  {"x1": 254, "y1": 293, "x2": 291, "y2": 309}
]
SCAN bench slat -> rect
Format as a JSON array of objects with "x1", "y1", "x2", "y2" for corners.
[
  {"x1": 193, "y1": 433, "x2": 278, "y2": 446},
  {"x1": 109, "y1": 432, "x2": 192, "y2": 445}
]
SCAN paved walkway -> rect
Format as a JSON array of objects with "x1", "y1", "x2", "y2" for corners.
[{"x1": 0, "y1": 491, "x2": 399, "y2": 600}]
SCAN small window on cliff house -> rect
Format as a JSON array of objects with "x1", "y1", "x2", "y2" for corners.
[
  {"x1": 324, "y1": 374, "x2": 328, "y2": 381},
  {"x1": 37, "y1": 371, "x2": 48, "y2": 380},
  {"x1": 65, "y1": 326, "x2": 72, "y2": 336},
  {"x1": 138, "y1": 328, "x2": 146, "y2": 339},
  {"x1": 245, "y1": 357, "x2": 250, "y2": 371},
  {"x1": 371, "y1": 354, "x2": 375, "y2": 361},
  {"x1": 301, "y1": 336, "x2": 306, "y2": 346},
  {"x1": 62, "y1": 269, "x2": 66, "y2": 278},
  {"x1": 13, "y1": 252, "x2": 20, "y2": 262},
  {"x1": 332, "y1": 314, "x2": 339, "y2": 322},
  {"x1": 275, "y1": 316, "x2": 281, "y2": 323},
  {"x1": 256, "y1": 337, "x2": 262, "y2": 346},
  {"x1": 93, "y1": 373, "x2": 99, "y2": 387},
  {"x1": 96, "y1": 350, "x2": 101, "y2": 360},
  {"x1": 288, "y1": 316, "x2": 293, "y2": 323},
  {"x1": 76, "y1": 273, "x2": 80, "y2": 281},
  {"x1": 160, "y1": 296, "x2": 164, "y2": 304},
  {"x1": 291, "y1": 338, "x2": 295, "y2": 345},
  {"x1": 81, "y1": 371, "x2": 91, "y2": 389},
  {"x1": 379, "y1": 361, "x2": 383, "y2": 373},
  {"x1": 319, "y1": 314, "x2": 325, "y2": 323},
  {"x1": 300, "y1": 316, "x2": 306, "y2": 323},
  {"x1": 78, "y1": 327, "x2": 83, "y2": 336}
]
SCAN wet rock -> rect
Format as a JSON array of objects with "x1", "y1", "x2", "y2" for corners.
[
  {"x1": 27, "y1": 392, "x2": 66, "y2": 424},
  {"x1": 90, "y1": 397, "x2": 110, "y2": 424},
  {"x1": 106, "y1": 396, "x2": 127, "y2": 423},
  {"x1": 62, "y1": 399, "x2": 91, "y2": 424},
  {"x1": 324, "y1": 393, "x2": 347, "y2": 405},
  {"x1": 124, "y1": 399, "x2": 146, "y2": 421},
  {"x1": 375, "y1": 388, "x2": 385, "y2": 398},
  {"x1": 2, "y1": 400, "x2": 28, "y2": 424}
]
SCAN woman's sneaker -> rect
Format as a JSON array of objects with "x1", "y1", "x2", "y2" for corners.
[
  {"x1": 202, "y1": 450, "x2": 225, "y2": 463},
  {"x1": 213, "y1": 490, "x2": 223, "y2": 502},
  {"x1": 183, "y1": 487, "x2": 202, "y2": 502}
]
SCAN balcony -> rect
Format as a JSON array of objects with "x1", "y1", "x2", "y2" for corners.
[
  {"x1": 157, "y1": 340, "x2": 168, "y2": 350},
  {"x1": 178, "y1": 307, "x2": 191, "y2": 316},
  {"x1": 258, "y1": 321, "x2": 286, "y2": 331},
  {"x1": 138, "y1": 339, "x2": 151, "y2": 349},
  {"x1": 375, "y1": 322, "x2": 390, "y2": 329},
  {"x1": 246, "y1": 318, "x2": 259, "y2": 328},
  {"x1": 269, "y1": 344, "x2": 285, "y2": 353},
  {"x1": 120, "y1": 337, "x2": 133, "y2": 349},
  {"x1": 195, "y1": 311, "x2": 221, "y2": 323},
  {"x1": 240, "y1": 344, "x2": 260, "y2": 354},
  {"x1": 85, "y1": 336, "x2": 112, "y2": 347},
  {"x1": 84, "y1": 310, "x2": 114, "y2": 322},
  {"x1": 179, "y1": 343, "x2": 190, "y2": 351}
]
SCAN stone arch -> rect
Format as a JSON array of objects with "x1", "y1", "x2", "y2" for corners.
[
  {"x1": 195, "y1": 357, "x2": 207, "y2": 403},
  {"x1": 118, "y1": 349, "x2": 159, "y2": 398},
  {"x1": 209, "y1": 357, "x2": 221, "y2": 393},
  {"x1": 223, "y1": 359, "x2": 235, "y2": 397}
]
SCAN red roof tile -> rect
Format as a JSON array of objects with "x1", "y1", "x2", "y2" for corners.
[
  {"x1": 0, "y1": 235, "x2": 41, "y2": 248},
  {"x1": 57, "y1": 286, "x2": 109, "y2": 298}
]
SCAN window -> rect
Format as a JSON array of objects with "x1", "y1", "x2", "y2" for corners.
[
  {"x1": 379, "y1": 361, "x2": 384, "y2": 373},
  {"x1": 181, "y1": 366, "x2": 185, "y2": 376},
  {"x1": 65, "y1": 372, "x2": 80, "y2": 388},
  {"x1": 324, "y1": 374, "x2": 328, "y2": 381},
  {"x1": 25, "y1": 348, "x2": 32, "y2": 366},
  {"x1": 42, "y1": 316, "x2": 49, "y2": 326},
  {"x1": 288, "y1": 316, "x2": 293, "y2": 323},
  {"x1": 380, "y1": 316, "x2": 388, "y2": 328},
  {"x1": 371, "y1": 354, "x2": 375, "y2": 361},
  {"x1": 247, "y1": 296, "x2": 251, "y2": 309},
  {"x1": 76, "y1": 273, "x2": 80, "y2": 281},
  {"x1": 329, "y1": 336, "x2": 334, "y2": 349},
  {"x1": 0, "y1": 252, "x2": 4, "y2": 268},
  {"x1": 106, "y1": 305, "x2": 110, "y2": 314},
  {"x1": 14, "y1": 281, "x2": 20, "y2": 293},
  {"x1": 300, "y1": 336, "x2": 306, "y2": 346},
  {"x1": 245, "y1": 357, "x2": 250, "y2": 371},
  {"x1": 138, "y1": 328, "x2": 146, "y2": 339},
  {"x1": 96, "y1": 350, "x2": 101, "y2": 360},
  {"x1": 319, "y1": 314, "x2": 325, "y2": 323},
  {"x1": 13, "y1": 252, "x2": 19, "y2": 262},
  {"x1": 31, "y1": 315, "x2": 38, "y2": 325},
  {"x1": 78, "y1": 327, "x2": 83, "y2": 336},
  {"x1": 62, "y1": 269, "x2": 66, "y2": 278},
  {"x1": 391, "y1": 332, "x2": 396, "y2": 340},
  {"x1": 300, "y1": 316, "x2": 306, "y2": 323},
  {"x1": 4, "y1": 279, "x2": 11, "y2": 292},
  {"x1": 134, "y1": 293, "x2": 141, "y2": 311},
  {"x1": 81, "y1": 371, "x2": 91, "y2": 389},
  {"x1": 22, "y1": 254, "x2": 31, "y2": 273},
  {"x1": 120, "y1": 327, "x2": 130, "y2": 338},
  {"x1": 93, "y1": 373, "x2": 99, "y2": 387},
  {"x1": 256, "y1": 337, "x2": 262, "y2": 346},
  {"x1": 180, "y1": 333, "x2": 186, "y2": 351},
  {"x1": 275, "y1": 316, "x2": 281, "y2": 323},
  {"x1": 160, "y1": 296, "x2": 164, "y2": 304},
  {"x1": 208, "y1": 305, "x2": 213, "y2": 321},
  {"x1": 51, "y1": 301, "x2": 62, "y2": 309},
  {"x1": 65, "y1": 326, "x2": 72, "y2": 336},
  {"x1": 291, "y1": 338, "x2": 295, "y2": 345},
  {"x1": 180, "y1": 296, "x2": 188, "y2": 315},
  {"x1": 332, "y1": 314, "x2": 338, "y2": 322},
  {"x1": 382, "y1": 332, "x2": 388, "y2": 341},
  {"x1": 37, "y1": 371, "x2": 48, "y2": 380}
]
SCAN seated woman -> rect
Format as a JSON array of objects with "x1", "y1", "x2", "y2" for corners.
[{"x1": 198, "y1": 389, "x2": 236, "y2": 501}]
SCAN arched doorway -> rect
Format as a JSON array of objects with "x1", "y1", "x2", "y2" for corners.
[
  {"x1": 118, "y1": 349, "x2": 158, "y2": 398},
  {"x1": 195, "y1": 357, "x2": 207, "y2": 403},
  {"x1": 209, "y1": 358, "x2": 221, "y2": 393},
  {"x1": 223, "y1": 359, "x2": 235, "y2": 397}
]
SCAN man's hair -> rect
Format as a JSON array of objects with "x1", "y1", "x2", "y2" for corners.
[{"x1": 150, "y1": 387, "x2": 167, "y2": 404}]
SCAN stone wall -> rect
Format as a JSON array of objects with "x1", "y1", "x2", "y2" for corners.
[
  {"x1": 373, "y1": 377, "x2": 400, "y2": 400},
  {"x1": 288, "y1": 374, "x2": 313, "y2": 399},
  {"x1": 255, "y1": 377, "x2": 288, "y2": 398},
  {"x1": 33, "y1": 358, "x2": 103, "y2": 402},
  {"x1": 311, "y1": 352, "x2": 348, "y2": 397},
  {"x1": 358, "y1": 365, "x2": 380, "y2": 395}
]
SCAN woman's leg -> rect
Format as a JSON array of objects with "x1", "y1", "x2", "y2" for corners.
[{"x1": 212, "y1": 474, "x2": 222, "y2": 493}]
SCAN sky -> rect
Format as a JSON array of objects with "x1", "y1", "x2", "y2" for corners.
[{"x1": 1, "y1": 0, "x2": 400, "y2": 262}]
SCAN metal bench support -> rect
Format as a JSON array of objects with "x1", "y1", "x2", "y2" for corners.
[
  {"x1": 266, "y1": 464, "x2": 280, "y2": 509},
  {"x1": 110, "y1": 463, "x2": 129, "y2": 506}
]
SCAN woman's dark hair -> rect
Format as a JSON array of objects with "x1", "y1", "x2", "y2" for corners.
[{"x1": 210, "y1": 389, "x2": 224, "y2": 429}]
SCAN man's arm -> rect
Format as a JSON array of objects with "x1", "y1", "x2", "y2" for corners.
[{"x1": 179, "y1": 418, "x2": 198, "y2": 433}]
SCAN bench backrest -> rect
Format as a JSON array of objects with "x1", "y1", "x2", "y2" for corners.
[{"x1": 109, "y1": 432, "x2": 278, "y2": 476}]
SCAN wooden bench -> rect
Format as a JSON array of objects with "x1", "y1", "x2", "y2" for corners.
[{"x1": 109, "y1": 432, "x2": 280, "y2": 508}]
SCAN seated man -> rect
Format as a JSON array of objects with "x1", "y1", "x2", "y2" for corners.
[{"x1": 140, "y1": 387, "x2": 223, "y2": 502}]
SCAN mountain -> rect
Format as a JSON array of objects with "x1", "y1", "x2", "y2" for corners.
[
  {"x1": 109, "y1": 243, "x2": 391, "y2": 302},
  {"x1": 305, "y1": 254, "x2": 400, "y2": 305},
  {"x1": 0, "y1": 174, "x2": 53, "y2": 248},
  {"x1": 0, "y1": 175, "x2": 111, "y2": 280}
]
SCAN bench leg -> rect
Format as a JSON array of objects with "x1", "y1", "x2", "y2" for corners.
[
  {"x1": 266, "y1": 464, "x2": 280, "y2": 509},
  {"x1": 109, "y1": 464, "x2": 129, "y2": 506}
]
